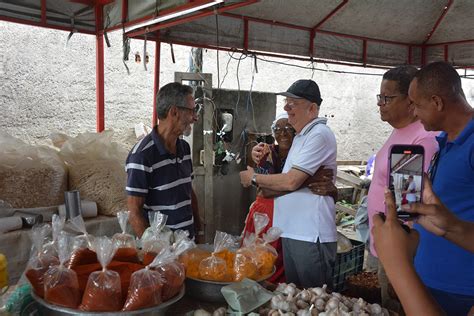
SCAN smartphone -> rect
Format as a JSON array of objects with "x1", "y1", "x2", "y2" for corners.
[{"x1": 388, "y1": 144, "x2": 424, "y2": 219}]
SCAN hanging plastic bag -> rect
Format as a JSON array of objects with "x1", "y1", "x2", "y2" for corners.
[
  {"x1": 234, "y1": 233, "x2": 258, "y2": 281},
  {"x1": 112, "y1": 211, "x2": 139, "y2": 263},
  {"x1": 141, "y1": 212, "x2": 171, "y2": 265},
  {"x1": 122, "y1": 264, "x2": 165, "y2": 311},
  {"x1": 253, "y1": 212, "x2": 270, "y2": 237},
  {"x1": 44, "y1": 232, "x2": 81, "y2": 308},
  {"x1": 153, "y1": 239, "x2": 193, "y2": 301},
  {"x1": 25, "y1": 224, "x2": 59, "y2": 298},
  {"x1": 67, "y1": 215, "x2": 96, "y2": 268},
  {"x1": 253, "y1": 227, "x2": 282, "y2": 277},
  {"x1": 199, "y1": 231, "x2": 235, "y2": 282},
  {"x1": 0, "y1": 133, "x2": 67, "y2": 208},
  {"x1": 80, "y1": 236, "x2": 122, "y2": 311},
  {"x1": 43, "y1": 214, "x2": 66, "y2": 258},
  {"x1": 59, "y1": 131, "x2": 128, "y2": 216}
]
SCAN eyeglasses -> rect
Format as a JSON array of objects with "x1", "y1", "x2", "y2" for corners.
[
  {"x1": 376, "y1": 94, "x2": 404, "y2": 105},
  {"x1": 176, "y1": 103, "x2": 202, "y2": 116},
  {"x1": 272, "y1": 126, "x2": 296, "y2": 135}
]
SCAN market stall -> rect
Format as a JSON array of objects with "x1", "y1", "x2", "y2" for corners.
[{"x1": 1, "y1": 0, "x2": 474, "y2": 314}]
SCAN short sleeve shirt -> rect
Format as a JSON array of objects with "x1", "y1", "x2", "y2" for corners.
[
  {"x1": 273, "y1": 118, "x2": 338, "y2": 243},
  {"x1": 125, "y1": 127, "x2": 195, "y2": 236}
]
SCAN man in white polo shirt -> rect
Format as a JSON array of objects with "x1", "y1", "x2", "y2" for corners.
[{"x1": 240, "y1": 79, "x2": 337, "y2": 288}]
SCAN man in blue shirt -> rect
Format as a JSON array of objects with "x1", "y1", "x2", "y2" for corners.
[
  {"x1": 125, "y1": 82, "x2": 202, "y2": 239},
  {"x1": 408, "y1": 61, "x2": 474, "y2": 315}
]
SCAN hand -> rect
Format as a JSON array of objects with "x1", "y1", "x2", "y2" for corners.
[
  {"x1": 372, "y1": 188, "x2": 420, "y2": 267},
  {"x1": 251, "y1": 143, "x2": 268, "y2": 165},
  {"x1": 306, "y1": 167, "x2": 335, "y2": 196},
  {"x1": 239, "y1": 166, "x2": 254, "y2": 188},
  {"x1": 402, "y1": 174, "x2": 459, "y2": 237}
]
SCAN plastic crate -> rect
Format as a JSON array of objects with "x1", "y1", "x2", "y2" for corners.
[{"x1": 332, "y1": 239, "x2": 365, "y2": 292}]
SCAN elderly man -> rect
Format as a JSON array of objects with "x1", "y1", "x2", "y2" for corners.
[
  {"x1": 367, "y1": 66, "x2": 438, "y2": 309},
  {"x1": 240, "y1": 79, "x2": 337, "y2": 288},
  {"x1": 408, "y1": 61, "x2": 474, "y2": 315},
  {"x1": 125, "y1": 82, "x2": 202, "y2": 239}
]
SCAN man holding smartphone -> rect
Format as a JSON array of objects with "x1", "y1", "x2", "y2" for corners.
[
  {"x1": 367, "y1": 66, "x2": 439, "y2": 309},
  {"x1": 408, "y1": 61, "x2": 474, "y2": 315}
]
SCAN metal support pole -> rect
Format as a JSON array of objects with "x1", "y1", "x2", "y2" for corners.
[
  {"x1": 153, "y1": 38, "x2": 161, "y2": 127},
  {"x1": 175, "y1": 72, "x2": 213, "y2": 242},
  {"x1": 95, "y1": 4, "x2": 105, "y2": 132}
]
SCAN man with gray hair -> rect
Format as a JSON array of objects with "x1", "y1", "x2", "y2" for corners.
[{"x1": 126, "y1": 82, "x2": 202, "y2": 239}]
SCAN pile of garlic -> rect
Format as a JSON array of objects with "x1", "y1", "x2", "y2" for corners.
[{"x1": 258, "y1": 283, "x2": 388, "y2": 316}]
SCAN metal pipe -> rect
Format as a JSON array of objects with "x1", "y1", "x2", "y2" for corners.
[
  {"x1": 152, "y1": 38, "x2": 161, "y2": 127},
  {"x1": 422, "y1": 0, "x2": 454, "y2": 45},
  {"x1": 95, "y1": 4, "x2": 105, "y2": 132}
]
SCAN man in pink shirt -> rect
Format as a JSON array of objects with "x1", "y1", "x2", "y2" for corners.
[{"x1": 367, "y1": 65, "x2": 438, "y2": 308}]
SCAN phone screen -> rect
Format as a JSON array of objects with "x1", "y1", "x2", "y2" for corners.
[{"x1": 388, "y1": 145, "x2": 424, "y2": 219}]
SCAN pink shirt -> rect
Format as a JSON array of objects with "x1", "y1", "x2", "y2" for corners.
[{"x1": 367, "y1": 120, "x2": 438, "y2": 256}]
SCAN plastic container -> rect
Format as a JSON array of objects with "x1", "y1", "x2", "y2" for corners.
[{"x1": 332, "y1": 239, "x2": 364, "y2": 292}]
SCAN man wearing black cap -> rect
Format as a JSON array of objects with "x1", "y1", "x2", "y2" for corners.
[{"x1": 240, "y1": 79, "x2": 338, "y2": 288}]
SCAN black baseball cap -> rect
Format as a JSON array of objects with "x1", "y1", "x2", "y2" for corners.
[{"x1": 277, "y1": 79, "x2": 323, "y2": 106}]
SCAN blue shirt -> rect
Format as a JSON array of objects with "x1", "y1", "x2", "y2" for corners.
[
  {"x1": 125, "y1": 127, "x2": 195, "y2": 237},
  {"x1": 414, "y1": 118, "x2": 474, "y2": 296}
]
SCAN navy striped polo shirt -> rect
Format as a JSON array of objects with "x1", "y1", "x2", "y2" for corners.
[{"x1": 125, "y1": 127, "x2": 195, "y2": 237}]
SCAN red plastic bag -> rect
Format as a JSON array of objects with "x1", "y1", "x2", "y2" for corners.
[
  {"x1": 25, "y1": 224, "x2": 59, "y2": 298},
  {"x1": 112, "y1": 211, "x2": 140, "y2": 263},
  {"x1": 43, "y1": 232, "x2": 81, "y2": 308},
  {"x1": 80, "y1": 237, "x2": 122, "y2": 311}
]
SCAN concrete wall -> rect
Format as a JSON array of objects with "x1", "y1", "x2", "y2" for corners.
[{"x1": 2, "y1": 21, "x2": 474, "y2": 160}]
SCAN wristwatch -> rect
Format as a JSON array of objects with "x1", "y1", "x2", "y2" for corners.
[{"x1": 251, "y1": 173, "x2": 258, "y2": 186}]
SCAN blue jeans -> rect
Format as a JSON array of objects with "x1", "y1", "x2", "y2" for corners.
[{"x1": 428, "y1": 287, "x2": 474, "y2": 316}]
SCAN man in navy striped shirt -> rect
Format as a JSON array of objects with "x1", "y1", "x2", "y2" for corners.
[{"x1": 125, "y1": 82, "x2": 202, "y2": 239}]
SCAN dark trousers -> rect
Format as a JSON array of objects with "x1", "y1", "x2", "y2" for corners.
[
  {"x1": 282, "y1": 237, "x2": 336, "y2": 289},
  {"x1": 428, "y1": 287, "x2": 474, "y2": 316}
]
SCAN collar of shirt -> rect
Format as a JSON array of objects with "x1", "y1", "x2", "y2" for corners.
[
  {"x1": 436, "y1": 117, "x2": 474, "y2": 149},
  {"x1": 151, "y1": 127, "x2": 184, "y2": 157},
  {"x1": 299, "y1": 117, "x2": 328, "y2": 136}
]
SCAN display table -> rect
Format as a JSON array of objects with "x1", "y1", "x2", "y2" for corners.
[{"x1": 0, "y1": 216, "x2": 120, "y2": 284}]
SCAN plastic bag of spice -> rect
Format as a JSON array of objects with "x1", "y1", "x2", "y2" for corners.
[
  {"x1": 43, "y1": 214, "x2": 65, "y2": 258},
  {"x1": 253, "y1": 227, "x2": 282, "y2": 277},
  {"x1": 67, "y1": 216, "x2": 97, "y2": 268},
  {"x1": 25, "y1": 224, "x2": 59, "y2": 298},
  {"x1": 199, "y1": 231, "x2": 235, "y2": 282},
  {"x1": 122, "y1": 260, "x2": 166, "y2": 310},
  {"x1": 141, "y1": 212, "x2": 170, "y2": 265},
  {"x1": 234, "y1": 234, "x2": 258, "y2": 281},
  {"x1": 80, "y1": 236, "x2": 122, "y2": 311},
  {"x1": 153, "y1": 239, "x2": 194, "y2": 301},
  {"x1": 44, "y1": 232, "x2": 81, "y2": 308},
  {"x1": 112, "y1": 211, "x2": 139, "y2": 263}
]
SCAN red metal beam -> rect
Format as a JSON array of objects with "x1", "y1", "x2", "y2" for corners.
[
  {"x1": 152, "y1": 38, "x2": 161, "y2": 127},
  {"x1": 156, "y1": 37, "x2": 393, "y2": 69},
  {"x1": 422, "y1": 0, "x2": 453, "y2": 45},
  {"x1": 426, "y1": 38, "x2": 474, "y2": 47},
  {"x1": 108, "y1": 0, "x2": 253, "y2": 33},
  {"x1": 95, "y1": 4, "x2": 105, "y2": 132},
  {"x1": 41, "y1": 0, "x2": 47, "y2": 25},
  {"x1": 127, "y1": 0, "x2": 257, "y2": 38},
  {"x1": 362, "y1": 40, "x2": 367, "y2": 65},
  {"x1": 312, "y1": 0, "x2": 348, "y2": 31},
  {"x1": 122, "y1": 0, "x2": 128, "y2": 22},
  {"x1": 0, "y1": 16, "x2": 96, "y2": 35},
  {"x1": 243, "y1": 18, "x2": 249, "y2": 51},
  {"x1": 444, "y1": 45, "x2": 449, "y2": 61},
  {"x1": 221, "y1": 11, "x2": 412, "y2": 48}
]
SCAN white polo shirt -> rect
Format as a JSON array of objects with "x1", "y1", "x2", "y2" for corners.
[{"x1": 273, "y1": 117, "x2": 337, "y2": 243}]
